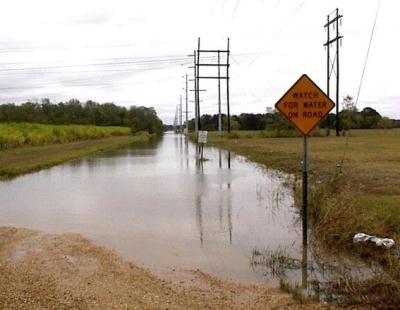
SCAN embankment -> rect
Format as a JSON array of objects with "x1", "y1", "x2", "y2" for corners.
[{"x1": 0, "y1": 134, "x2": 150, "y2": 179}]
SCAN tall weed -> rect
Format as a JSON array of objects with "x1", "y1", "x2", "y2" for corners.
[{"x1": 0, "y1": 122, "x2": 131, "y2": 150}]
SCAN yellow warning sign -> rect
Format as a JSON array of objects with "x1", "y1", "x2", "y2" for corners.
[{"x1": 275, "y1": 74, "x2": 335, "y2": 136}]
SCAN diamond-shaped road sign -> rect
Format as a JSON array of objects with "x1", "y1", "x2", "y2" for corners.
[{"x1": 275, "y1": 74, "x2": 335, "y2": 136}]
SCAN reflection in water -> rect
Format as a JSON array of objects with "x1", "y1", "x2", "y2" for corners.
[
  {"x1": 194, "y1": 148, "x2": 234, "y2": 246},
  {"x1": 196, "y1": 155, "x2": 203, "y2": 171},
  {"x1": 302, "y1": 242, "x2": 308, "y2": 289},
  {"x1": 179, "y1": 134, "x2": 183, "y2": 169},
  {"x1": 195, "y1": 195, "x2": 203, "y2": 246},
  {"x1": 185, "y1": 138, "x2": 189, "y2": 169},
  {"x1": 227, "y1": 187, "x2": 232, "y2": 245},
  {"x1": 250, "y1": 238, "x2": 384, "y2": 304},
  {"x1": 0, "y1": 132, "x2": 300, "y2": 284},
  {"x1": 218, "y1": 184, "x2": 223, "y2": 230}
]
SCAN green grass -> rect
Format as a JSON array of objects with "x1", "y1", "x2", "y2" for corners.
[
  {"x1": 205, "y1": 129, "x2": 400, "y2": 194},
  {"x1": 202, "y1": 129, "x2": 400, "y2": 279},
  {"x1": 223, "y1": 128, "x2": 326, "y2": 139},
  {"x1": 0, "y1": 122, "x2": 132, "y2": 150},
  {"x1": 0, "y1": 134, "x2": 151, "y2": 179}
]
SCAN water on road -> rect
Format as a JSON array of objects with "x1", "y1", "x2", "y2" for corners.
[{"x1": 0, "y1": 133, "x2": 321, "y2": 285}]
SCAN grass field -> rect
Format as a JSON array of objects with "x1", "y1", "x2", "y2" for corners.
[
  {"x1": 0, "y1": 135, "x2": 151, "y2": 179},
  {"x1": 0, "y1": 122, "x2": 131, "y2": 150},
  {"x1": 0, "y1": 123, "x2": 152, "y2": 179},
  {"x1": 204, "y1": 129, "x2": 400, "y2": 281}
]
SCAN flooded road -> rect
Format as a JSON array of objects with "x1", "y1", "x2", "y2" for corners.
[{"x1": 0, "y1": 133, "x2": 309, "y2": 284}]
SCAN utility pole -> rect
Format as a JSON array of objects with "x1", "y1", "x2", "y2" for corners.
[
  {"x1": 192, "y1": 51, "x2": 198, "y2": 133},
  {"x1": 336, "y1": 8, "x2": 340, "y2": 137},
  {"x1": 179, "y1": 94, "x2": 183, "y2": 134},
  {"x1": 197, "y1": 38, "x2": 201, "y2": 131},
  {"x1": 324, "y1": 8, "x2": 343, "y2": 136},
  {"x1": 217, "y1": 51, "x2": 222, "y2": 134},
  {"x1": 326, "y1": 14, "x2": 330, "y2": 136},
  {"x1": 188, "y1": 52, "x2": 206, "y2": 133},
  {"x1": 185, "y1": 74, "x2": 188, "y2": 132},
  {"x1": 195, "y1": 38, "x2": 231, "y2": 133},
  {"x1": 226, "y1": 38, "x2": 231, "y2": 133}
]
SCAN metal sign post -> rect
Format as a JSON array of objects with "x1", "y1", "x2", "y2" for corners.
[
  {"x1": 302, "y1": 136, "x2": 308, "y2": 246},
  {"x1": 275, "y1": 74, "x2": 335, "y2": 288}
]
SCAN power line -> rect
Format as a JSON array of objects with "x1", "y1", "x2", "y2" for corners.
[
  {"x1": 0, "y1": 40, "x2": 192, "y2": 53},
  {"x1": 232, "y1": 0, "x2": 241, "y2": 17},
  {"x1": 249, "y1": 0, "x2": 306, "y2": 64},
  {"x1": 0, "y1": 53, "x2": 250, "y2": 75},
  {"x1": 0, "y1": 72, "x2": 179, "y2": 91},
  {"x1": 355, "y1": 0, "x2": 382, "y2": 107},
  {"x1": 339, "y1": 0, "x2": 382, "y2": 170},
  {"x1": 0, "y1": 58, "x2": 193, "y2": 72}
]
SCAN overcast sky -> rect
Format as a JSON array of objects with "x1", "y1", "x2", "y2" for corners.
[{"x1": 0, "y1": 0, "x2": 398, "y2": 124}]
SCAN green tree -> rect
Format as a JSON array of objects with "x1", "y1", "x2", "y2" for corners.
[
  {"x1": 359, "y1": 107, "x2": 381, "y2": 129},
  {"x1": 129, "y1": 106, "x2": 163, "y2": 134},
  {"x1": 376, "y1": 117, "x2": 393, "y2": 129},
  {"x1": 340, "y1": 95, "x2": 359, "y2": 130}
]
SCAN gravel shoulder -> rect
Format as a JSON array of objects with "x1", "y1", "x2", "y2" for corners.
[{"x1": 0, "y1": 227, "x2": 331, "y2": 309}]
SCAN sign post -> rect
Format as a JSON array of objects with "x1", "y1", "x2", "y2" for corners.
[
  {"x1": 275, "y1": 74, "x2": 334, "y2": 258},
  {"x1": 302, "y1": 136, "x2": 308, "y2": 247}
]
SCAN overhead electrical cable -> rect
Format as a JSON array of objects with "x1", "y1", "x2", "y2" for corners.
[
  {"x1": 354, "y1": 0, "x2": 381, "y2": 108},
  {"x1": 339, "y1": 0, "x2": 382, "y2": 168}
]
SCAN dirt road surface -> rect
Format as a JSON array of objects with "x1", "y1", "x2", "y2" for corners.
[{"x1": 0, "y1": 227, "x2": 331, "y2": 309}]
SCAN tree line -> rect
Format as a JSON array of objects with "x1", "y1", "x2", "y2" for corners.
[
  {"x1": 323, "y1": 95, "x2": 397, "y2": 130},
  {"x1": 0, "y1": 99, "x2": 164, "y2": 135},
  {"x1": 187, "y1": 96, "x2": 397, "y2": 132},
  {"x1": 187, "y1": 112, "x2": 291, "y2": 131}
]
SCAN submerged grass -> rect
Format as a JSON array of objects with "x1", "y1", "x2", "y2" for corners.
[
  {"x1": 250, "y1": 248, "x2": 301, "y2": 277},
  {"x1": 0, "y1": 122, "x2": 131, "y2": 150}
]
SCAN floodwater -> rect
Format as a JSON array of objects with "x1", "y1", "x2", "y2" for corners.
[{"x1": 0, "y1": 133, "x2": 377, "y2": 287}]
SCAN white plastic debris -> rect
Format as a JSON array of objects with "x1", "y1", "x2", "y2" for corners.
[{"x1": 353, "y1": 233, "x2": 395, "y2": 249}]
